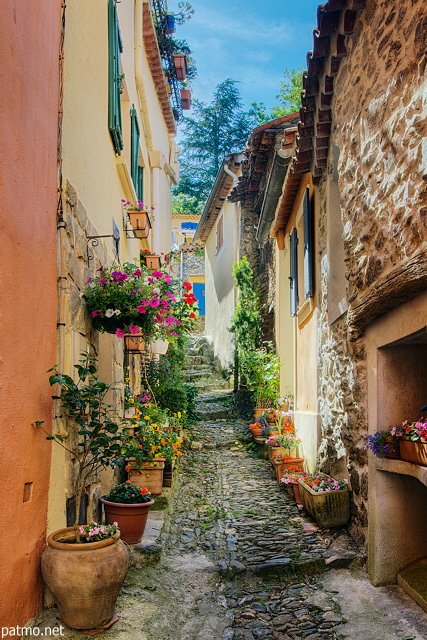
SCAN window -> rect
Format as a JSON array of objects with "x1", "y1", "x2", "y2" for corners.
[
  {"x1": 289, "y1": 227, "x2": 299, "y2": 317},
  {"x1": 130, "y1": 105, "x2": 141, "y2": 193},
  {"x1": 137, "y1": 166, "x2": 143, "y2": 201},
  {"x1": 216, "y1": 215, "x2": 224, "y2": 254},
  {"x1": 108, "y1": 0, "x2": 124, "y2": 154},
  {"x1": 303, "y1": 187, "x2": 314, "y2": 298}
]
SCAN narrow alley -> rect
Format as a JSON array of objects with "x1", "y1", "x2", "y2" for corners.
[{"x1": 32, "y1": 380, "x2": 427, "y2": 640}]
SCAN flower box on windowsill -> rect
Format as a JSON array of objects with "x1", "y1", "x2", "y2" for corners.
[{"x1": 128, "y1": 210, "x2": 151, "y2": 239}]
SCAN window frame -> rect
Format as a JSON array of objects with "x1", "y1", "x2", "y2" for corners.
[{"x1": 108, "y1": 0, "x2": 124, "y2": 155}]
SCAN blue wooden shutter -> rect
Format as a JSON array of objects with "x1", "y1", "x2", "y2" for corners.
[
  {"x1": 108, "y1": 0, "x2": 124, "y2": 154},
  {"x1": 130, "y1": 105, "x2": 140, "y2": 191},
  {"x1": 303, "y1": 187, "x2": 314, "y2": 298},
  {"x1": 290, "y1": 227, "x2": 299, "y2": 317}
]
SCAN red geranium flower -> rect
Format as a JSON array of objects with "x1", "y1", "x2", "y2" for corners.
[{"x1": 183, "y1": 282, "x2": 192, "y2": 291}]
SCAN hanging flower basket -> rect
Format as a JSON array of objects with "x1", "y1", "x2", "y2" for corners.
[
  {"x1": 145, "y1": 254, "x2": 161, "y2": 270},
  {"x1": 124, "y1": 334, "x2": 146, "y2": 353}
]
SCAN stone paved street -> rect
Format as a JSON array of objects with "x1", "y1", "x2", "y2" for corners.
[{"x1": 32, "y1": 397, "x2": 427, "y2": 640}]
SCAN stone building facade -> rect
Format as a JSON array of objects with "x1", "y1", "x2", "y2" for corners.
[{"x1": 267, "y1": 0, "x2": 427, "y2": 595}]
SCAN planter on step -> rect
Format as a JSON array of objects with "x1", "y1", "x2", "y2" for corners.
[
  {"x1": 298, "y1": 477, "x2": 350, "y2": 528},
  {"x1": 273, "y1": 457, "x2": 304, "y2": 485},
  {"x1": 101, "y1": 498, "x2": 154, "y2": 544},
  {"x1": 127, "y1": 458, "x2": 165, "y2": 495}
]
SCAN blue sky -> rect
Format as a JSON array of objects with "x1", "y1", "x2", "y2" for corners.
[{"x1": 171, "y1": 0, "x2": 321, "y2": 115}]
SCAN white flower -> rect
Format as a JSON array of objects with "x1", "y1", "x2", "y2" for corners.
[
  {"x1": 105, "y1": 309, "x2": 115, "y2": 318},
  {"x1": 114, "y1": 309, "x2": 121, "y2": 315}
]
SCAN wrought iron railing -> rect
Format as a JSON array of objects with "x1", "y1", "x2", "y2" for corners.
[{"x1": 151, "y1": 0, "x2": 184, "y2": 124}]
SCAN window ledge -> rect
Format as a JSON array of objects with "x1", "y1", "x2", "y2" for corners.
[
  {"x1": 376, "y1": 457, "x2": 427, "y2": 488},
  {"x1": 297, "y1": 297, "x2": 314, "y2": 327}
]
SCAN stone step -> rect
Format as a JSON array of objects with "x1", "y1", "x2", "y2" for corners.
[
  {"x1": 195, "y1": 390, "x2": 234, "y2": 404},
  {"x1": 191, "y1": 380, "x2": 230, "y2": 392},
  {"x1": 197, "y1": 404, "x2": 234, "y2": 420}
]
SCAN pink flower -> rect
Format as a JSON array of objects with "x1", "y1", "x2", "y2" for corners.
[
  {"x1": 133, "y1": 269, "x2": 142, "y2": 277},
  {"x1": 163, "y1": 274, "x2": 172, "y2": 284},
  {"x1": 91, "y1": 311, "x2": 101, "y2": 317},
  {"x1": 115, "y1": 328, "x2": 125, "y2": 338},
  {"x1": 151, "y1": 270, "x2": 163, "y2": 278},
  {"x1": 150, "y1": 299, "x2": 160, "y2": 308},
  {"x1": 129, "y1": 325, "x2": 140, "y2": 335},
  {"x1": 137, "y1": 305, "x2": 147, "y2": 314}
]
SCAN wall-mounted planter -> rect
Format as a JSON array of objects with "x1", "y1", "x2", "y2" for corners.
[
  {"x1": 150, "y1": 339, "x2": 169, "y2": 355},
  {"x1": 173, "y1": 54, "x2": 187, "y2": 81},
  {"x1": 127, "y1": 458, "x2": 165, "y2": 495},
  {"x1": 145, "y1": 254, "x2": 161, "y2": 270},
  {"x1": 128, "y1": 210, "x2": 151, "y2": 239},
  {"x1": 124, "y1": 334, "x2": 145, "y2": 353},
  {"x1": 180, "y1": 89, "x2": 191, "y2": 110}
]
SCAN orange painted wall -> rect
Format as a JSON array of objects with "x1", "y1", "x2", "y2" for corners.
[{"x1": 0, "y1": 0, "x2": 60, "y2": 627}]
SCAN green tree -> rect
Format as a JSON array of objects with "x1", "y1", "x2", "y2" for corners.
[
  {"x1": 249, "y1": 68, "x2": 303, "y2": 126},
  {"x1": 174, "y1": 79, "x2": 256, "y2": 204},
  {"x1": 172, "y1": 192, "x2": 203, "y2": 215}
]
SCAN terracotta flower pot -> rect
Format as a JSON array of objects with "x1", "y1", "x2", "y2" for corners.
[
  {"x1": 101, "y1": 498, "x2": 154, "y2": 544},
  {"x1": 400, "y1": 439, "x2": 427, "y2": 465},
  {"x1": 124, "y1": 334, "x2": 145, "y2": 353},
  {"x1": 41, "y1": 527, "x2": 128, "y2": 630},
  {"x1": 128, "y1": 210, "x2": 151, "y2": 238},
  {"x1": 273, "y1": 457, "x2": 304, "y2": 485},
  {"x1": 250, "y1": 427, "x2": 263, "y2": 437},
  {"x1": 127, "y1": 458, "x2": 165, "y2": 495}
]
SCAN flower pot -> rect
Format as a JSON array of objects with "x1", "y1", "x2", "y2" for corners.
[
  {"x1": 298, "y1": 479, "x2": 350, "y2": 528},
  {"x1": 145, "y1": 254, "x2": 161, "y2": 270},
  {"x1": 173, "y1": 54, "x2": 187, "y2": 81},
  {"x1": 290, "y1": 481, "x2": 303, "y2": 504},
  {"x1": 41, "y1": 527, "x2": 128, "y2": 630},
  {"x1": 400, "y1": 439, "x2": 427, "y2": 466},
  {"x1": 250, "y1": 427, "x2": 263, "y2": 438},
  {"x1": 180, "y1": 89, "x2": 191, "y2": 110},
  {"x1": 385, "y1": 436, "x2": 401, "y2": 459},
  {"x1": 150, "y1": 339, "x2": 169, "y2": 355},
  {"x1": 128, "y1": 210, "x2": 151, "y2": 239},
  {"x1": 127, "y1": 458, "x2": 165, "y2": 495},
  {"x1": 101, "y1": 498, "x2": 154, "y2": 544},
  {"x1": 124, "y1": 334, "x2": 145, "y2": 353},
  {"x1": 274, "y1": 457, "x2": 304, "y2": 485}
]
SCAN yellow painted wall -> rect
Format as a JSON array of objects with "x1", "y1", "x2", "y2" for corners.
[
  {"x1": 205, "y1": 201, "x2": 239, "y2": 367},
  {"x1": 276, "y1": 176, "x2": 320, "y2": 472},
  {"x1": 48, "y1": 0, "x2": 177, "y2": 532}
]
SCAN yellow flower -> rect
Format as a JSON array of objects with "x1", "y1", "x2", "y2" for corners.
[
  {"x1": 125, "y1": 377, "x2": 131, "y2": 383},
  {"x1": 144, "y1": 416, "x2": 150, "y2": 420},
  {"x1": 129, "y1": 398, "x2": 134, "y2": 403},
  {"x1": 177, "y1": 412, "x2": 181, "y2": 418}
]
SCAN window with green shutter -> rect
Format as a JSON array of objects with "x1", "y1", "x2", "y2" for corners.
[
  {"x1": 108, "y1": 0, "x2": 124, "y2": 154},
  {"x1": 130, "y1": 105, "x2": 140, "y2": 192},
  {"x1": 137, "y1": 166, "x2": 144, "y2": 201}
]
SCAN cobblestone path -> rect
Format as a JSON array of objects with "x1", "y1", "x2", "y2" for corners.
[{"x1": 32, "y1": 402, "x2": 427, "y2": 640}]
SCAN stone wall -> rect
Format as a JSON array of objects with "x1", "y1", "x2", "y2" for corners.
[
  {"x1": 170, "y1": 243, "x2": 205, "y2": 281},
  {"x1": 315, "y1": 0, "x2": 427, "y2": 545}
]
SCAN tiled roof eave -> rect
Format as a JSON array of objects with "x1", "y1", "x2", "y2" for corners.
[
  {"x1": 142, "y1": 2, "x2": 176, "y2": 136},
  {"x1": 291, "y1": 0, "x2": 365, "y2": 180}
]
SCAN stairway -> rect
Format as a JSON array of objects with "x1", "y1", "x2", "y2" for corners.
[{"x1": 184, "y1": 335, "x2": 234, "y2": 421}]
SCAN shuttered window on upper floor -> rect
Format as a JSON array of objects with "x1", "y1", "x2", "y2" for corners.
[
  {"x1": 289, "y1": 227, "x2": 299, "y2": 317},
  {"x1": 108, "y1": 0, "x2": 124, "y2": 154},
  {"x1": 130, "y1": 105, "x2": 140, "y2": 192},
  {"x1": 303, "y1": 187, "x2": 314, "y2": 298}
]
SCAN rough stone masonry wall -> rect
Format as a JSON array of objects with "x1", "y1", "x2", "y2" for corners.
[
  {"x1": 316, "y1": 0, "x2": 427, "y2": 545},
  {"x1": 62, "y1": 181, "x2": 125, "y2": 524},
  {"x1": 335, "y1": 0, "x2": 427, "y2": 327}
]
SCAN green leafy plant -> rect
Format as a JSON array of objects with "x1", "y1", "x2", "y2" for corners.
[
  {"x1": 102, "y1": 482, "x2": 152, "y2": 504},
  {"x1": 35, "y1": 352, "x2": 127, "y2": 540},
  {"x1": 240, "y1": 344, "x2": 281, "y2": 407}
]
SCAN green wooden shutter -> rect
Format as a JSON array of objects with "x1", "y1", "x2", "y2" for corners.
[
  {"x1": 303, "y1": 187, "x2": 314, "y2": 298},
  {"x1": 108, "y1": 0, "x2": 124, "y2": 154},
  {"x1": 130, "y1": 105, "x2": 140, "y2": 191},
  {"x1": 137, "y1": 166, "x2": 144, "y2": 201},
  {"x1": 289, "y1": 227, "x2": 299, "y2": 317}
]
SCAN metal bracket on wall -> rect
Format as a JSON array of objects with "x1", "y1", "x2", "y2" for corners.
[{"x1": 85, "y1": 231, "x2": 120, "y2": 266}]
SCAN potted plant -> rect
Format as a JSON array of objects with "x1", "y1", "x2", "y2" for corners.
[
  {"x1": 364, "y1": 428, "x2": 404, "y2": 459},
  {"x1": 84, "y1": 262, "x2": 197, "y2": 340},
  {"x1": 122, "y1": 200, "x2": 154, "y2": 238},
  {"x1": 399, "y1": 418, "x2": 427, "y2": 465},
  {"x1": 36, "y1": 352, "x2": 129, "y2": 629},
  {"x1": 281, "y1": 468, "x2": 311, "y2": 504},
  {"x1": 101, "y1": 482, "x2": 154, "y2": 544},
  {"x1": 124, "y1": 417, "x2": 183, "y2": 494},
  {"x1": 240, "y1": 344, "x2": 281, "y2": 417},
  {"x1": 298, "y1": 474, "x2": 350, "y2": 528}
]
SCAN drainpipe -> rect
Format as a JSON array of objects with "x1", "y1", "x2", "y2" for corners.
[
  {"x1": 152, "y1": 166, "x2": 160, "y2": 253},
  {"x1": 135, "y1": 0, "x2": 153, "y2": 151},
  {"x1": 223, "y1": 163, "x2": 238, "y2": 185}
]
